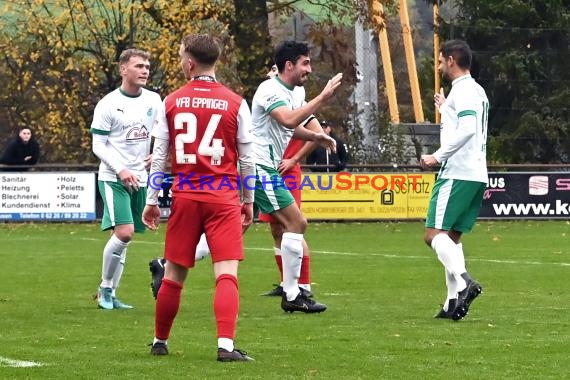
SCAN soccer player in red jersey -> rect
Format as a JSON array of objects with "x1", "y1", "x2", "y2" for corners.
[{"x1": 142, "y1": 34, "x2": 255, "y2": 362}]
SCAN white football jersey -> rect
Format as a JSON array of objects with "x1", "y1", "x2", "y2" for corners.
[
  {"x1": 437, "y1": 75, "x2": 489, "y2": 183},
  {"x1": 251, "y1": 77, "x2": 307, "y2": 168},
  {"x1": 91, "y1": 88, "x2": 163, "y2": 184}
]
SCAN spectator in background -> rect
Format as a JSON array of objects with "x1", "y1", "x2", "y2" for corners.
[
  {"x1": 0, "y1": 127, "x2": 40, "y2": 170},
  {"x1": 307, "y1": 120, "x2": 348, "y2": 172}
]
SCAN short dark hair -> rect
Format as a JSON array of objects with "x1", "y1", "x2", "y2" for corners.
[
  {"x1": 119, "y1": 49, "x2": 150, "y2": 65},
  {"x1": 440, "y1": 39, "x2": 472, "y2": 70},
  {"x1": 181, "y1": 34, "x2": 221, "y2": 66},
  {"x1": 274, "y1": 40, "x2": 310, "y2": 72}
]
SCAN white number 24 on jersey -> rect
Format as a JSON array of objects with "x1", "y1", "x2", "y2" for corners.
[{"x1": 174, "y1": 112, "x2": 225, "y2": 165}]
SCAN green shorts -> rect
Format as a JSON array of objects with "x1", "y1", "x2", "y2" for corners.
[
  {"x1": 254, "y1": 164, "x2": 295, "y2": 215},
  {"x1": 98, "y1": 180, "x2": 147, "y2": 233},
  {"x1": 425, "y1": 177, "x2": 485, "y2": 233}
]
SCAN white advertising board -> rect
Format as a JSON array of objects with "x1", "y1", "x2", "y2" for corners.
[{"x1": 0, "y1": 172, "x2": 96, "y2": 221}]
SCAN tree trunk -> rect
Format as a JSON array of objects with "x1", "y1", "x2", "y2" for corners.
[{"x1": 232, "y1": 0, "x2": 274, "y2": 102}]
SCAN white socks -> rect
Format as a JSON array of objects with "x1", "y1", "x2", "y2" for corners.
[
  {"x1": 431, "y1": 234, "x2": 466, "y2": 292},
  {"x1": 101, "y1": 234, "x2": 129, "y2": 288},
  {"x1": 195, "y1": 233, "x2": 210, "y2": 260},
  {"x1": 280, "y1": 232, "x2": 303, "y2": 301},
  {"x1": 456, "y1": 242, "x2": 465, "y2": 268},
  {"x1": 445, "y1": 268, "x2": 457, "y2": 300},
  {"x1": 218, "y1": 337, "x2": 234, "y2": 352},
  {"x1": 111, "y1": 250, "x2": 127, "y2": 296},
  {"x1": 153, "y1": 337, "x2": 167, "y2": 345}
]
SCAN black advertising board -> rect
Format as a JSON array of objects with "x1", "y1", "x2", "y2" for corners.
[{"x1": 481, "y1": 172, "x2": 570, "y2": 219}]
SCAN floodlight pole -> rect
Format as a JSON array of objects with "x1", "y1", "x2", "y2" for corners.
[
  {"x1": 434, "y1": 2, "x2": 441, "y2": 123},
  {"x1": 372, "y1": 0, "x2": 400, "y2": 123},
  {"x1": 399, "y1": 0, "x2": 424, "y2": 123}
]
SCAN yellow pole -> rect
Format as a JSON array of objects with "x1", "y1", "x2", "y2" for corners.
[
  {"x1": 434, "y1": 2, "x2": 441, "y2": 123},
  {"x1": 372, "y1": 0, "x2": 399, "y2": 123},
  {"x1": 399, "y1": 0, "x2": 424, "y2": 122}
]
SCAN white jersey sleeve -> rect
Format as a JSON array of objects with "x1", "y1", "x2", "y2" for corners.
[
  {"x1": 151, "y1": 98, "x2": 170, "y2": 141},
  {"x1": 146, "y1": 136, "x2": 169, "y2": 205},
  {"x1": 237, "y1": 99, "x2": 253, "y2": 144}
]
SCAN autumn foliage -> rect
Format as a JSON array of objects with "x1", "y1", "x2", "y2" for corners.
[
  {"x1": 0, "y1": 0, "x2": 238, "y2": 162},
  {"x1": 0, "y1": 0, "x2": 362, "y2": 163}
]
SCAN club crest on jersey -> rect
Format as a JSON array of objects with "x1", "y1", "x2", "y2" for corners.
[
  {"x1": 147, "y1": 107, "x2": 153, "y2": 116},
  {"x1": 126, "y1": 125, "x2": 149, "y2": 144}
]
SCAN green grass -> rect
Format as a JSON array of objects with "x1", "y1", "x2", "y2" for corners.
[{"x1": 1, "y1": 221, "x2": 569, "y2": 379}]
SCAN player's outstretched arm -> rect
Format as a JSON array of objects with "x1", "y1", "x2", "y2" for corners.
[{"x1": 269, "y1": 73, "x2": 343, "y2": 129}]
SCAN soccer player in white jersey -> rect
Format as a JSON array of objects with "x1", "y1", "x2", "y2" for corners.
[
  {"x1": 420, "y1": 39, "x2": 489, "y2": 321},
  {"x1": 251, "y1": 40, "x2": 342, "y2": 313},
  {"x1": 91, "y1": 48, "x2": 163, "y2": 310}
]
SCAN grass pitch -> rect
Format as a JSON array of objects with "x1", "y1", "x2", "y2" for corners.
[{"x1": 0, "y1": 221, "x2": 569, "y2": 379}]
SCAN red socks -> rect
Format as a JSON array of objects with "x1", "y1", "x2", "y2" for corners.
[
  {"x1": 275, "y1": 255, "x2": 284, "y2": 281},
  {"x1": 154, "y1": 278, "x2": 183, "y2": 340},
  {"x1": 155, "y1": 275, "x2": 240, "y2": 342},
  {"x1": 214, "y1": 274, "x2": 239, "y2": 339},
  {"x1": 299, "y1": 255, "x2": 311, "y2": 285}
]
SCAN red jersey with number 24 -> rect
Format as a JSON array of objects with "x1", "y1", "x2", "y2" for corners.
[{"x1": 154, "y1": 80, "x2": 253, "y2": 206}]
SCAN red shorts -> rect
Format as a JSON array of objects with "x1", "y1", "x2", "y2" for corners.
[
  {"x1": 258, "y1": 166, "x2": 302, "y2": 223},
  {"x1": 164, "y1": 198, "x2": 244, "y2": 268}
]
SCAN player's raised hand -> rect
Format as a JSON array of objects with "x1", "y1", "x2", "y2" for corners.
[
  {"x1": 319, "y1": 73, "x2": 343, "y2": 100},
  {"x1": 434, "y1": 87, "x2": 445, "y2": 110}
]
